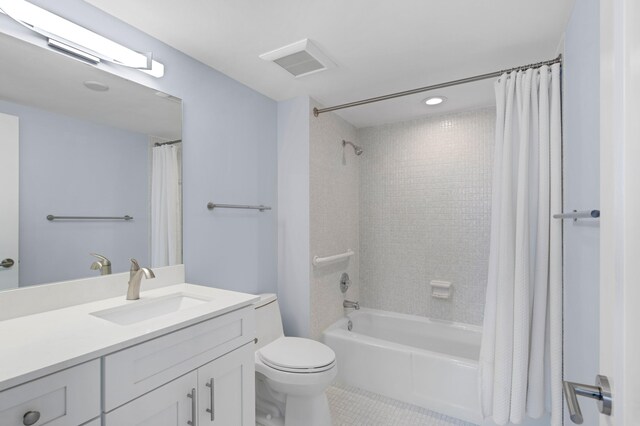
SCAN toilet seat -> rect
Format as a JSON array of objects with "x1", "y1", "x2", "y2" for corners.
[{"x1": 258, "y1": 337, "x2": 336, "y2": 373}]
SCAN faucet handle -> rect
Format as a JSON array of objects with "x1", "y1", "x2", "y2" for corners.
[
  {"x1": 90, "y1": 253, "x2": 111, "y2": 265},
  {"x1": 130, "y1": 258, "x2": 140, "y2": 272}
]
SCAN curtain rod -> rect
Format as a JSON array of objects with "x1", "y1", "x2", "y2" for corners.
[
  {"x1": 154, "y1": 139, "x2": 182, "y2": 147},
  {"x1": 313, "y1": 55, "x2": 562, "y2": 117}
]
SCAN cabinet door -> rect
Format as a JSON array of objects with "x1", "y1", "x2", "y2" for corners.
[
  {"x1": 105, "y1": 371, "x2": 198, "y2": 426},
  {"x1": 197, "y1": 343, "x2": 255, "y2": 426}
]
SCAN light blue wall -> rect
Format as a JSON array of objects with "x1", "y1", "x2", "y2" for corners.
[
  {"x1": 0, "y1": 99, "x2": 149, "y2": 286},
  {"x1": 563, "y1": 0, "x2": 600, "y2": 424},
  {"x1": 0, "y1": 0, "x2": 278, "y2": 294},
  {"x1": 277, "y1": 96, "x2": 310, "y2": 337}
]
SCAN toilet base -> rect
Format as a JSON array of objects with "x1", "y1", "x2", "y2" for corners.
[{"x1": 256, "y1": 374, "x2": 332, "y2": 426}]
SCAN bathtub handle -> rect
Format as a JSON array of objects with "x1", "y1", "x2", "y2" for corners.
[{"x1": 563, "y1": 375, "x2": 611, "y2": 424}]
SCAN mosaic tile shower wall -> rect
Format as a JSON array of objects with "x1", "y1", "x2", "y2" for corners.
[
  {"x1": 309, "y1": 100, "x2": 360, "y2": 340},
  {"x1": 357, "y1": 107, "x2": 495, "y2": 325}
]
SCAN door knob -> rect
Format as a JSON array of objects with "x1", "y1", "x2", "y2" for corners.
[
  {"x1": 0, "y1": 258, "x2": 14, "y2": 268},
  {"x1": 563, "y1": 375, "x2": 612, "y2": 424}
]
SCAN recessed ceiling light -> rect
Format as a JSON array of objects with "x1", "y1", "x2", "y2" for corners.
[
  {"x1": 83, "y1": 80, "x2": 109, "y2": 92},
  {"x1": 424, "y1": 96, "x2": 446, "y2": 106}
]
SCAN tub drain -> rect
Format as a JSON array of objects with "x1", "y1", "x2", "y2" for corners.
[{"x1": 347, "y1": 319, "x2": 353, "y2": 331}]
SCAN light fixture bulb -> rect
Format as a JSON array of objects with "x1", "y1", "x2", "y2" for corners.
[
  {"x1": 424, "y1": 96, "x2": 446, "y2": 106},
  {"x1": 0, "y1": 0, "x2": 164, "y2": 77}
]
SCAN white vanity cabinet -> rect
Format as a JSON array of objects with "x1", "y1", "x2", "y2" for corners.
[
  {"x1": 103, "y1": 306, "x2": 255, "y2": 426},
  {"x1": 0, "y1": 281, "x2": 258, "y2": 426},
  {"x1": 105, "y1": 343, "x2": 255, "y2": 426},
  {"x1": 196, "y1": 342, "x2": 255, "y2": 425},
  {"x1": 0, "y1": 360, "x2": 100, "y2": 426},
  {"x1": 104, "y1": 371, "x2": 197, "y2": 426}
]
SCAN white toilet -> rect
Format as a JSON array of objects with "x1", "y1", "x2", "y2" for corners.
[{"x1": 254, "y1": 294, "x2": 337, "y2": 426}]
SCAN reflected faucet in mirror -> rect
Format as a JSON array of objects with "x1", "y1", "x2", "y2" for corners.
[
  {"x1": 0, "y1": 32, "x2": 182, "y2": 291},
  {"x1": 127, "y1": 258, "x2": 155, "y2": 300},
  {"x1": 89, "y1": 253, "x2": 111, "y2": 275}
]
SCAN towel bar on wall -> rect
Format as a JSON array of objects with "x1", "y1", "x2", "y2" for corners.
[
  {"x1": 206, "y1": 202, "x2": 271, "y2": 212},
  {"x1": 553, "y1": 210, "x2": 600, "y2": 222},
  {"x1": 46, "y1": 215, "x2": 133, "y2": 221}
]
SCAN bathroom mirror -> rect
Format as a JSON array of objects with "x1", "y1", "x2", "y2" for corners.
[{"x1": 0, "y1": 32, "x2": 183, "y2": 290}]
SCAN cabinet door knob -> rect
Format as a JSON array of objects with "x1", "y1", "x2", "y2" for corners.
[{"x1": 23, "y1": 411, "x2": 41, "y2": 426}]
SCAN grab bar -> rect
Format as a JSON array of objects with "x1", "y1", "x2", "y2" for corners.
[
  {"x1": 207, "y1": 202, "x2": 271, "y2": 212},
  {"x1": 553, "y1": 210, "x2": 600, "y2": 222},
  {"x1": 313, "y1": 249, "x2": 354, "y2": 267},
  {"x1": 47, "y1": 215, "x2": 133, "y2": 221}
]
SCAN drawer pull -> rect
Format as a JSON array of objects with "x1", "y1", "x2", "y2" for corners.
[
  {"x1": 206, "y1": 378, "x2": 215, "y2": 421},
  {"x1": 187, "y1": 388, "x2": 197, "y2": 426},
  {"x1": 23, "y1": 411, "x2": 41, "y2": 426}
]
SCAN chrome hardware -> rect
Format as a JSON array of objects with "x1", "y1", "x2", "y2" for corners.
[
  {"x1": 126, "y1": 258, "x2": 155, "y2": 300},
  {"x1": 1, "y1": 258, "x2": 15, "y2": 268},
  {"x1": 563, "y1": 375, "x2": 612, "y2": 424},
  {"x1": 207, "y1": 202, "x2": 271, "y2": 212},
  {"x1": 313, "y1": 55, "x2": 562, "y2": 116},
  {"x1": 347, "y1": 319, "x2": 353, "y2": 331},
  {"x1": 46, "y1": 214, "x2": 133, "y2": 221},
  {"x1": 89, "y1": 253, "x2": 111, "y2": 275},
  {"x1": 340, "y1": 273, "x2": 351, "y2": 293},
  {"x1": 206, "y1": 378, "x2": 215, "y2": 421},
  {"x1": 553, "y1": 209, "x2": 600, "y2": 222},
  {"x1": 187, "y1": 388, "x2": 196, "y2": 426},
  {"x1": 22, "y1": 410, "x2": 40, "y2": 426},
  {"x1": 343, "y1": 300, "x2": 360, "y2": 310}
]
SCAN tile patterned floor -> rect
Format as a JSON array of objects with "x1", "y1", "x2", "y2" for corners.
[{"x1": 327, "y1": 383, "x2": 477, "y2": 426}]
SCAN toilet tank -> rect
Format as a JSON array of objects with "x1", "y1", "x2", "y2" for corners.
[{"x1": 254, "y1": 293, "x2": 285, "y2": 351}]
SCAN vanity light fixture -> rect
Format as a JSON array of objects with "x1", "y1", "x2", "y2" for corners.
[
  {"x1": 424, "y1": 96, "x2": 446, "y2": 106},
  {"x1": 0, "y1": 0, "x2": 164, "y2": 77}
]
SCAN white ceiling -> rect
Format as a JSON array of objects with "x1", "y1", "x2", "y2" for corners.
[
  {"x1": 84, "y1": 0, "x2": 575, "y2": 128},
  {"x1": 0, "y1": 32, "x2": 182, "y2": 139}
]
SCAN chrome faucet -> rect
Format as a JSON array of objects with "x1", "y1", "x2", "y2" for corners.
[
  {"x1": 127, "y1": 258, "x2": 155, "y2": 300},
  {"x1": 343, "y1": 300, "x2": 360, "y2": 310},
  {"x1": 90, "y1": 253, "x2": 111, "y2": 275}
]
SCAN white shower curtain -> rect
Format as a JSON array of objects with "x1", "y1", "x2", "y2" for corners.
[
  {"x1": 151, "y1": 144, "x2": 182, "y2": 267},
  {"x1": 479, "y1": 63, "x2": 562, "y2": 425}
]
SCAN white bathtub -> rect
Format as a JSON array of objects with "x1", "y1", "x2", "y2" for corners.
[{"x1": 323, "y1": 308, "x2": 483, "y2": 424}]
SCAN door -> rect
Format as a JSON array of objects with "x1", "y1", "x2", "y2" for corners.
[
  {"x1": 599, "y1": 0, "x2": 640, "y2": 424},
  {"x1": 104, "y1": 371, "x2": 198, "y2": 426},
  {"x1": 0, "y1": 112, "x2": 18, "y2": 290},
  {"x1": 197, "y1": 343, "x2": 255, "y2": 426}
]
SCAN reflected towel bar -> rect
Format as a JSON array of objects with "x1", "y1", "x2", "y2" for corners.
[
  {"x1": 47, "y1": 215, "x2": 133, "y2": 221},
  {"x1": 313, "y1": 249, "x2": 354, "y2": 267},
  {"x1": 553, "y1": 210, "x2": 600, "y2": 222},
  {"x1": 207, "y1": 202, "x2": 271, "y2": 212}
]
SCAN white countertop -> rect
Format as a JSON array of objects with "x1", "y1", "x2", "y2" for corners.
[{"x1": 0, "y1": 283, "x2": 259, "y2": 392}]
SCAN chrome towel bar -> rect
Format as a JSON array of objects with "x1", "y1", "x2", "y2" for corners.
[
  {"x1": 553, "y1": 210, "x2": 600, "y2": 222},
  {"x1": 47, "y1": 215, "x2": 133, "y2": 221},
  {"x1": 207, "y1": 202, "x2": 271, "y2": 212}
]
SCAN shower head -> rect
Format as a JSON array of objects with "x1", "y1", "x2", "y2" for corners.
[{"x1": 342, "y1": 140, "x2": 363, "y2": 156}]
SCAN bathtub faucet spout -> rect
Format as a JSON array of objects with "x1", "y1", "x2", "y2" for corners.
[{"x1": 344, "y1": 300, "x2": 360, "y2": 310}]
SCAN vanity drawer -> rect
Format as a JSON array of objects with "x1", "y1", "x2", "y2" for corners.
[
  {"x1": 104, "y1": 306, "x2": 254, "y2": 411},
  {"x1": 0, "y1": 360, "x2": 100, "y2": 426}
]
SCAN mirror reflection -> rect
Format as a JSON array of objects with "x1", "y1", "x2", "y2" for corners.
[{"x1": 0, "y1": 32, "x2": 182, "y2": 290}]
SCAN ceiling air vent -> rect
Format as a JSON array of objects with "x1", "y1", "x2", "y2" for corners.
[{"x1": 260, "y1": 39, "x2": 335, "y2": 78}]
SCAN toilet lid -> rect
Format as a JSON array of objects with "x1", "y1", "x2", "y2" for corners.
[{"x1": 258, "y1": 337, "x2": 336, "y2": 372}]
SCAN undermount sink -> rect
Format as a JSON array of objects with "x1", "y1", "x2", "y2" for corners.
[{"x1": 90, "y1": 292, "x2": 212, "y2": 325}]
